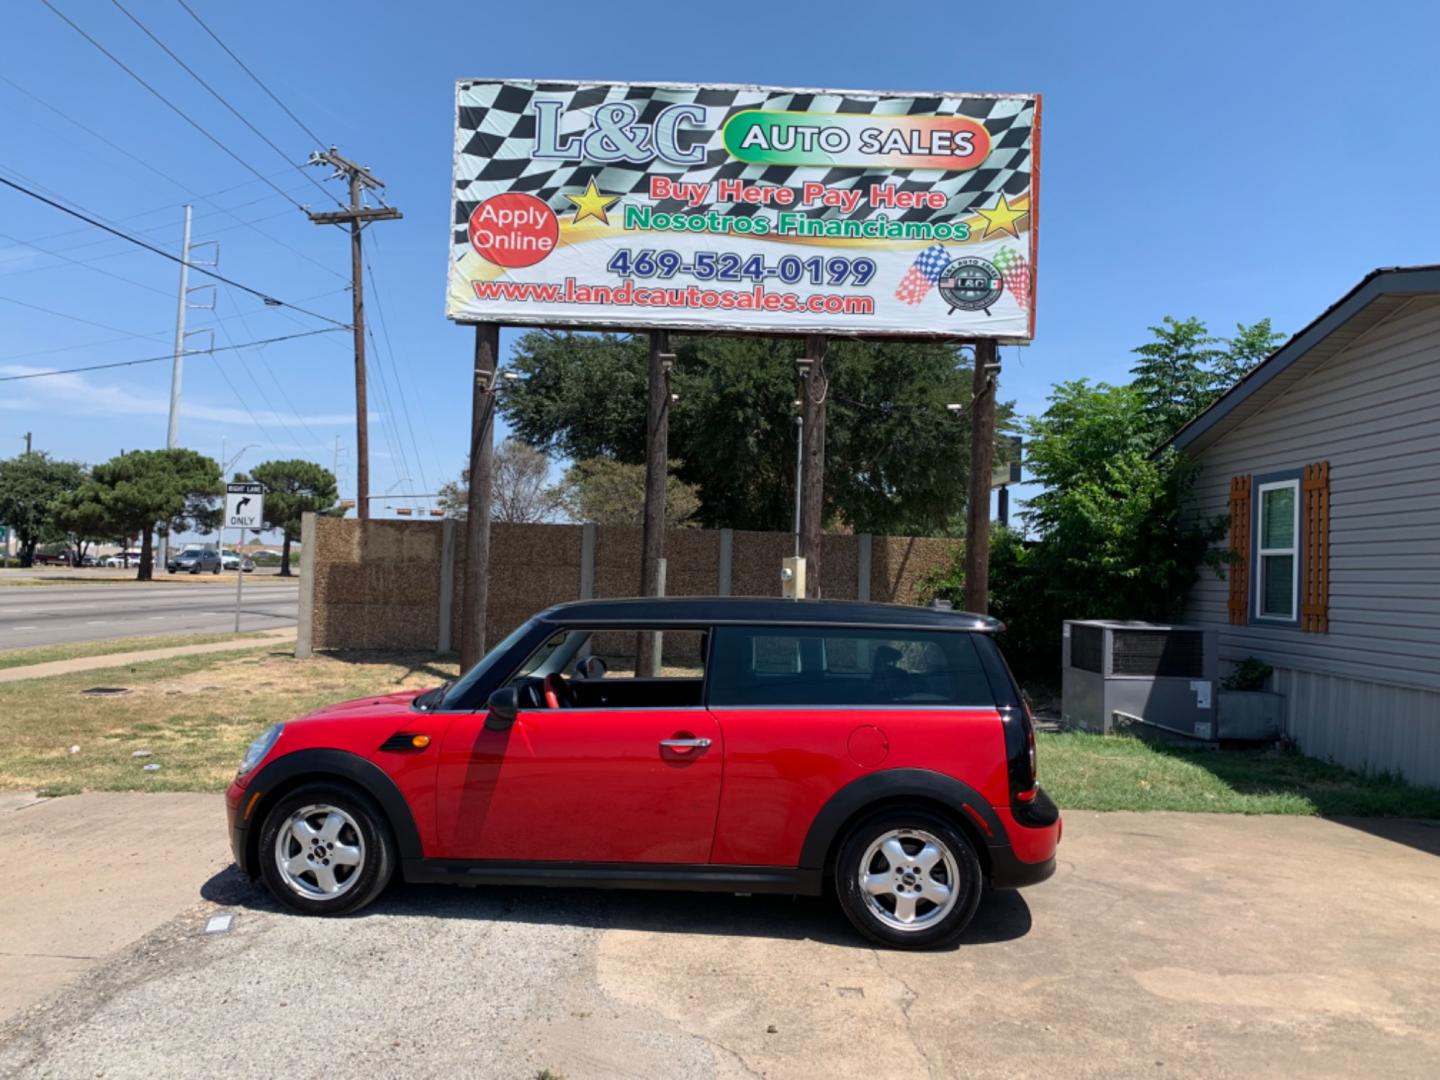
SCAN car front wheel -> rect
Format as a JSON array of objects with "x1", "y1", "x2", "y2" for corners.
[
  {"x1": 257, "y1": 785, "x2": 394, "y2": 916},
  {"x1": 835, "y1": 809, "x2": 983, "y2": 949}
]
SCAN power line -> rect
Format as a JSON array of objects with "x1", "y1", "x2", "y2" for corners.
[
  {"x1": 203, "y1": 294, "x2": 307, "y2": 450},
  {"x1": 38, "y1": 0, "x2": 306, "y2": 212},
  {"x1": 0, "y1": 328, "x2": 345, "y2": 382},
  {"x1": 216, "y1": 284, "x2": 332, "y2": 455},
  {"x1": 107, "y1": 0, "x2": 341, "y2": 209},
  {"x1": 175, "y1": 0, "x2": 328, "y2": 148},
  {"x1": 0, "y1": 228, "x2": 175, "y2": 297},
  {"x1": 0, "y1": 172, "x2": 350, "y2": 328},
  {"x1": 1, "y1": 186, "x2": 310, "y2": 262},
  {"x1": 0, "y1": 72, "x2": 344, "y2": 278},
  {"x1": 0, "y1": 291, "x2": 171, "y2": 340},
  {"x1": 365, "y1": 251, "x2": 433, "y2": 505},
  {"x1": 0, "y1": 286, "x2": 350, "y2": 364},
  {"x1": 363, "y1": 320, "x2": 414, "y2": 507}
]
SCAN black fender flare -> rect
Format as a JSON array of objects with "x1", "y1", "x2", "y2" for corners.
[
  {"x1": 244, "y1": 748, "x2": 424, "y2": 861},
  {"x1": 798, "y1": 768, "x2": 1008, "y2": 870}
]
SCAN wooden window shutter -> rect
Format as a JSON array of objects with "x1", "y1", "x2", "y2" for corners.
[
  {"x1": 1227, "y1": 475, "x2": 1252, "y2": 625},
  {"x1": 1302, "y1": 461, "x2": 1330, "y2": 632}
]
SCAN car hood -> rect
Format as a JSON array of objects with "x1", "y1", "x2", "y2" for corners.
[{"x1": 295, "y1": 688, "x2": 429, "y2": 723}]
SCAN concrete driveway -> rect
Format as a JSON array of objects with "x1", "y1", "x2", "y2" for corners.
[{"x1": 1, "y1": 803, "x2": 1437, "y2": 1078}]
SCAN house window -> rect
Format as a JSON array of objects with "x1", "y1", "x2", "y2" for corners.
[{"x1": 1256, "y1": 479, "x2": 1299, "y2": 621}]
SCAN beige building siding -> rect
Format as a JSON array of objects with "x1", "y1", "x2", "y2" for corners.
[{"x1": 1184, "y1": 295, "x2": 1440, "y2": 786}]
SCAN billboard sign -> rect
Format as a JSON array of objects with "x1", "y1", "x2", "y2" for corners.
[{"x1": 448, "y1": 80, "x2": 1039, "y2": 339}]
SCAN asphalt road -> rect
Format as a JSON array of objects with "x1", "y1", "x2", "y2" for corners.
[
  {"x1": 2, "y1": 807, "x2": 1438, "y2": 1079},
  {"x1": 0, "y1": 579, "x2": 299, "y2": 651}
]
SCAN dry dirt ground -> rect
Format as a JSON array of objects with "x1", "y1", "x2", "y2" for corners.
[{"x1": 2, "y1": 803, "x2": 1438, "y2": 1079}]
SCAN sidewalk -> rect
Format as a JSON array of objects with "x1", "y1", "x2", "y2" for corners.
[
  {"x1": 0, "y1": 627, "x2": 296, "y2": 684},
  {"x1": 0, "y1": 791, "x2": 230, "y2": 1022}
]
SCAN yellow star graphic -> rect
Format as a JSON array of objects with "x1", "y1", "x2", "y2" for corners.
[
  {"x1": 971, "y1": 193, "x2": 1028, "y2": 239},
  {"x1": 564, "y1": 178, "x2": 620, "y2": 226}
]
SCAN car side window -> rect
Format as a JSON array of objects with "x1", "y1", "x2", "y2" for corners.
[
  {"x1": 708, "y1": 626, "x2": 993, "y2": 708},
  {"x1": 503, "y1": 627, "x2": 709, "y2": 709}
]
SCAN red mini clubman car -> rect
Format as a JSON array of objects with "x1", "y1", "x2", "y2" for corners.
[{"x1": 227, "y1": 598, "x2": 1059, "y2": 948}]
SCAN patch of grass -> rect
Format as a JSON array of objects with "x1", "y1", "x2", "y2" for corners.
[
  {"x1": 1039, "y1": 731, "x2": 1440, "y2": 817},
  {"x1": 0, "y1": 632, "x2": 277, "y2": 671},
  {"x1": 0, "y1": 647, "x2": 458, "y2": 795}
]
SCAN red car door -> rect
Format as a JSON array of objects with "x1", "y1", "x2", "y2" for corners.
[{"x1": 433, "y1": 704, "x2": 723, "y2": 863}]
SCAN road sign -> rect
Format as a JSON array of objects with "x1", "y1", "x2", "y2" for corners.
[{"x1": 225, "y1": 483, "x2": 265, "y2": 530}]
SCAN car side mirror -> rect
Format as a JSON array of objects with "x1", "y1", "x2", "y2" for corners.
[{"x1": 484, "y1": 686, "x2": 520, "y2": 730}]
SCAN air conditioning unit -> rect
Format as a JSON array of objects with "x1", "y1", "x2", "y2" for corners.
[{"x1": 1061, "y1": 620, "x2": 1217, "y2": 742}]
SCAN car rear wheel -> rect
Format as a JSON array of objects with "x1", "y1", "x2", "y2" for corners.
[
  {"x1": 258, "y1": 785, "x2": 394, "y2": 916},
  {"x1": 835, "y1": 810, "x2": 982, "y2": 949}
]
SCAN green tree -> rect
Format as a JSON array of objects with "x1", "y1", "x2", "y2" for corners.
[
  {"x1": 1212, "y1": 318, "x2": 1284, "y2": 389},
  {"x1": 247, "y1": 459, "x2": 339, "y2": 576},
  {"x1": 924, "y1": 309, "x2": 1277, "y2": 683},
  {"x1": 77, "y1": 449, "x2": 222, "y2": 580},
  {"x1": 1128, "y1": 316, "x2": 1224, "y2": 440},
  {"x1": 557, "y1": 458, "x2": 701, "y2": 527},
  {"x1": 51, "y1": 483, "x2": 124, "y2": 565},
  {"x1": 0, "y1": 452, "x2": 85, "y2": 567},
  {"x1": 1130, "y1": 316, "x2": 1284, "y2": 440},
  {"x1": 500, "y1": 333, "x2": 1010, "y2": 533}
]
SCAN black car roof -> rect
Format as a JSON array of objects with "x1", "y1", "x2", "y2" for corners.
[{"x1": 535, "y1": 596, "x2": 1001, "y2": 632}]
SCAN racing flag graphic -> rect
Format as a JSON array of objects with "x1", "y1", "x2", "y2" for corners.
[
  {"x1": 894, "y1": 244, "x2": 949, "y2": 305},
  {"x1": 992, "y1": 246, "x2": 1031, "y2": 311}
]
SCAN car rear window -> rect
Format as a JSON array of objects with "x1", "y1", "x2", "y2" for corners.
[{"x1": 708, "y1": 625, "x2": 994, "y2": 708}]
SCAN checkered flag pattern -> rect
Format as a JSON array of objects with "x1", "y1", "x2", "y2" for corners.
[
  {"x1": 992, "y1": 246, "x2": 1031, "y2": 310},
  {"x1": 894, "y1": 244, "x2": 950, "y2": 305},
  {"x1": 453, "y1": 81, "x2": 1036, "y2": 255}
]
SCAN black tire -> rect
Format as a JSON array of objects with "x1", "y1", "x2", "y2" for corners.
[
  {"x1": 257, "y1": 783, "x2": 395, "y2": 916},
  {"x1": 835, "y1": 809, "x2": 983, "y2": 949}
]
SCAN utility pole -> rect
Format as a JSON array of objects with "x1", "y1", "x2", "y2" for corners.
[
  {"x1": 157, "y1": 206, "x2": 192, "y2": 571},
  {"x1": 459, "y1": 324, "x2": 498, "y2": 670},
  {"x1": 166, "y1": 206, "x2": 192, "y2": 451},
  {"x1": 307, "y1": 148, "x2": 403, "y2": 522},
  {"x1": 21, "y1": 432, "x2": 31, "y2": 455},
  {"x1": 964, "y1": 339, "x2": 1000, "y2": 614},
  {"x1": 799, "y1": 335, "x2": 828, "y2": 598},
  {"x1": 638, "y1": 330, "x2": 672, "y2": 676}
]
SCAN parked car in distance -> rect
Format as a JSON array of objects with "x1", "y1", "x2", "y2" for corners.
[
  {"x1": 30, "y1": 550, "x2": 73, "y2": 566},
  {"x1": 167, "y1": 546, "x2": 222, "y2": 574},
  {"x1": 103, "y1": 550, "x2": 143, "y2": 568},
  {"x1": 219, "y1": 549, "x2": 256, "y2": 572},
  {"x1": 228, "y1": 597, "x2": 1060, "y2": 948}
]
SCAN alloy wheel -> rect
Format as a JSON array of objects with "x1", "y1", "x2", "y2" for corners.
[
  {"x1": 272, "y1": 803, "x2": 366, "y2": 899},
  {"x1": 857, "y1": 828, "x2": 960, "y2": 932}
]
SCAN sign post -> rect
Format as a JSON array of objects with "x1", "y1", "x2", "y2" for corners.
[{"x1": 225, "y1": 483, "x2": 265, "y2": 633}]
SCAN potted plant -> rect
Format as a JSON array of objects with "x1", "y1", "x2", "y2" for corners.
[{"x1": 1217, "y1": 657, "x2": 1285, "y2": 740}]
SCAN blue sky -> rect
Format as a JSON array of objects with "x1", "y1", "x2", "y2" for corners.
[{"x1": 3, "y1": 0, "x2": 1438, "y2": 526}]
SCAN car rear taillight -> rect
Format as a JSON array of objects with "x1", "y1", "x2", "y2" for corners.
[{"x1": 1011, "y1": 697, "x2": 1038, "y2": 803}]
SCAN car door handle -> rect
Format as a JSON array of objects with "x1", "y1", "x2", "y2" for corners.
[{"x1": 659, "y1": 737, "x2": 711, "y2": 750}]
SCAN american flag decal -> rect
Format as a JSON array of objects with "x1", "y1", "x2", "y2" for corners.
[
  {"x1": 894, "y1": 244, "x2": 949, "y2": 305},
  {"x1": 993, "y1": 246, "x2": 1031, "y2": 310}
]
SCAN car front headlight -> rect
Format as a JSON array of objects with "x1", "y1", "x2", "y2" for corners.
[{"x1": 238, "y1": 723, "x2": 284, "y2": 778}]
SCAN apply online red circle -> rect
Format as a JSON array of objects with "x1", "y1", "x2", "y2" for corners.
[{"x1": 468, "y1": 193, "x2": 558, "y2": 268}]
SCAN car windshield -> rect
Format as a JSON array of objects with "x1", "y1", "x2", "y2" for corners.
[{"x1": 436, "y1": 618, "x2": 540, "y2": 710}]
